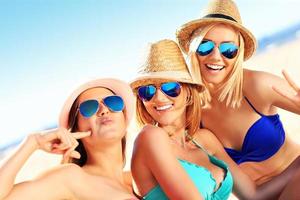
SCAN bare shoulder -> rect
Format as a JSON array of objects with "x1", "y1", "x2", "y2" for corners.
[
  {"x1": 244, "y1": 69, "x2": 278, "y2": 87},
  {"x1": 6, "y1": 164, "x2": 83, "y2": 200},
  {"x1": 244, "y1": 69, "x2": 285, "y2": 105},
  {"x1": 35, "y1": 163, "x2": 83, "y2": 182},
  {"x1": 192, "y1": 129, "x2": 225, "y2": 155},
  {"x1": 134, "y1": 125, "x2": 169, "y2": 149},
  {"x1": 132, "y1": 125, "x2": 172, "y2": 165},
  {"x1": 39, "y1": 163, "x2": 82, "y2": 174},
  {"x1": 243, "y1": 69, "x2": 284, "y2": 90}
]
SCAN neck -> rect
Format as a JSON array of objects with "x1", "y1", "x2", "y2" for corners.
[
  {"x1": 207, "y1": 83, "x2": 223, "y2": 96},
  {"x1": 83, "y1": 141, "x2": 125, "y2": 181},
  {"x1": 161, "y1": 125, "x2": 188, "y2": 148}
]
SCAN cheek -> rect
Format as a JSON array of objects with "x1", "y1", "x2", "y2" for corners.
[
  {"x1": 174, "y1": 94, "x2": 187, "y2": 110},
  {"x1": 225, "y1": 60, "x2": 235, "y2": 69},
  {"x1": 143, "y1": 102, "x2": 154, "y2": 115},
  {"x1": 77, "y1": 116, "x2": 92, "y2": 131},
  {"x1": 115, "y1": 115, "x2": 127, "y2": 134}
]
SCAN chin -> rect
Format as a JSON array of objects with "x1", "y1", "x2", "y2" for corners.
[{"x1": 157, "y1": 118, "x2": 176, "y2": 126}]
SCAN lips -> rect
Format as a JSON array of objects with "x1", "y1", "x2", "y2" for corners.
[
  {"x1": 206, "y1": 64, "x2": 225, "y2": 71},
  {"x1": 155, "y1": 104, "x2": 173, "y2": 111},
  {"x1": 98, "y1": 117, "x2": 113, "y2": 125}
]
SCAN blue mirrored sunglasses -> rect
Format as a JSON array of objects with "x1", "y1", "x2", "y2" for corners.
[
  {"x1": 137, "y1": 82, "x2": 181, "y2": 102},
  {"x1": 78, "y1": 95, "x2": 124, "y2": 118},
  {"x1": 196, "y1": 40, "x2": 238, "y2": 59}
]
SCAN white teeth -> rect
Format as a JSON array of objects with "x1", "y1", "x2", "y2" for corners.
[
  {"x1": 156, "y1": 104, "x2": 172, "y2": 111},
  {"x1": 206, "y1": 64, "x2": 224, "y2": 70}
]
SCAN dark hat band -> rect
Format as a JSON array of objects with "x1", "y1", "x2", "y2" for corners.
[{"x1": 204, "y1": 14, "x2": 237, "y2": 22}]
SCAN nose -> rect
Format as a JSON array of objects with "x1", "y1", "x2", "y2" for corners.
[
  {"x1": 209, "y1": 45, "x2": 222, "y2": 61},
  {"x1": 97, "y1": 102, "x2": 109, "y2": 116},
  {"x1": 153, "y1": 87, "x2": 169, "y2": 102}
]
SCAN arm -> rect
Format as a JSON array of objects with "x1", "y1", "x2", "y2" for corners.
[
  {"x1": 131, "y1": 125, "x2": 203, "y2": 200},
  {"x1": 2, "y1": 165, "x2": 76, "y2": 200},
  {"x1": 272, "y1": 70, "x2": 300, "y2": 111},
  {"x1": 198, "y1": 129, "x2": 300, "y2": 200},
  {"x1": 0, "y1": 128, "x2": 90, "y2": 200},
  {"x1": 244, "y1": 69, "x2": 300, "y2": 114}
]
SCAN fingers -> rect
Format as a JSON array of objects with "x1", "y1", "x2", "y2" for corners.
[
  {"x1": 61, "y1": 143, "x2": 80, "y2": 164},
  {"x1": 282, "y1": 70, "x2": 300, "y2": 92},
  {"x1": 54, "y1": 129, "x2": 80, "y2": 150},
  {"x1": 37, "y1": 128, "x2": 90, "y2": 162},
  {"x1": 72, "y1": 131, "x2": 91, "y2": 139}
]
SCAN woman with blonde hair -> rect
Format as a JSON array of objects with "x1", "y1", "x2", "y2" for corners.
[
  {"x1": 0, "y1": 78, "x2": 139, "y2": 200},
  {"x1": 130, "y1": 39, "x2": 300, "y2": 200},
  {"x1": 176, "y1": 0, "x2": 300, "y2": 186}
]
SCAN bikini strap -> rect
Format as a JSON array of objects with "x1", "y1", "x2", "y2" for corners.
[
  {"x1": 185, "y1": 132, "x2": 210, "y2": 156},
  {"x1": 244, "y1": 96, "x2": 263, "y2": 116}
]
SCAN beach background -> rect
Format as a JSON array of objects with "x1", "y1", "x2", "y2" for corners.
[{"x1": 0, "y1": 0, "x2": 300, "y2": 199}]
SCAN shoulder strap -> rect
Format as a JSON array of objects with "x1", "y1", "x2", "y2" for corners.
[
  {"x1": 185, "y1": 132, "x2": 210, "y2": 156},
  {"x1": 244, "y1": 96, "x2": 263, "y2": 116}
]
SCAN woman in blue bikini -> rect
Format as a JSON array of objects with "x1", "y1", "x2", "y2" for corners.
[
  {"x1": 130, "y1": 39, "x2": 300, "y2": 200},
  {"x1": 176, "y1": 0, "x2": 300, "y2": 186}
]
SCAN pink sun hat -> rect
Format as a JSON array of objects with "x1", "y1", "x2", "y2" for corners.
[{"x1": 59, "y1": 78, "x2": 135, "y2": 129}]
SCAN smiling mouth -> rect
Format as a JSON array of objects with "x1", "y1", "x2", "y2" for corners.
[
  {"x1": 155, "y1": 104, "x2": 173, "y2": 111},
  {"x1": 206, "y1": 64, "x2": 225, "y2": 71}
]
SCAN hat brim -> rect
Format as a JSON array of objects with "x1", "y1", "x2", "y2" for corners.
[
  {"x1": 176, "y1": 18, "x2": 257, "y2": 60},
  {"x1": 130, "y1": 71, "x2": 205, "y2": 93},
  {"x1": 59, "y1": 78, "x2": 135, "y2": 129}
]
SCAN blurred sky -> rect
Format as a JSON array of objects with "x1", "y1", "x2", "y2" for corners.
[{"x1": 1, "y1": 0, "x2": 300, "y2": 147}]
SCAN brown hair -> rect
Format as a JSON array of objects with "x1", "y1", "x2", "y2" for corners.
[{"x1": 135, "y1": 83, "x2": 202, "y2": 137}]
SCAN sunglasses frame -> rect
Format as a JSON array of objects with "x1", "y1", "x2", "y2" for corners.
[
  {"x1": 78, "y1": 95, "x2": 124, "y2": 118},
  {"x1": 196, "y1": 40, "x2": 239, "y2": 59},
  {"x1": 137, "y1": 81, "x2": 182, "y2": 102}
]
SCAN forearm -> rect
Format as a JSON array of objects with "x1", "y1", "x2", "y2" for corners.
[
  {"x1": 0, "y1": 134, "x2": 38, "y2": 199},
  {"x1": 247, "y1": 156, "x2": 300, "y2": 200}
]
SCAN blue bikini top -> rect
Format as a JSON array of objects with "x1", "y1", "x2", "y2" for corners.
[{"x1": 224, "y1": 97, "x2": 285, "y2": 164}]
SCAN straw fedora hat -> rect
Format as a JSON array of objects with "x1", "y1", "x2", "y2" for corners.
[
  {"x1": 130, "y1": 39, "x2": 205, "y2": 92},
  {"x1": 176, "y1": 0, "x2": 257, "y2": 60},
  {"x1": 59, "y1": 78, "x2": 135, "y2": 128}
]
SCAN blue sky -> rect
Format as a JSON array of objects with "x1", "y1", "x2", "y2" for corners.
[{"x1": 1, "y1": 0, "x2": 300, "y2": 147}]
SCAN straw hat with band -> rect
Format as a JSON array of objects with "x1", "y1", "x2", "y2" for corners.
[
  {"x1": 176, "y1": 0, "x2": 257, "y2": 61},
  {"x1": 130, "y1": 39, "x2": 205, "y2": 91},
  {"x1": 59, "y1": 78, "x2": 135, "y2": 129}
]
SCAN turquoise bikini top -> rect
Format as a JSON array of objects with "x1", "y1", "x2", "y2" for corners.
[{"x1": 143, "y1": 139, "x2": 234, "y2": 200}]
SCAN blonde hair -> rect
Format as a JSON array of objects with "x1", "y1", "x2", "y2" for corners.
[
  {"x1": 186, "y1": 23, "x2": 245, "y2": 108},
  {"x1": 135, "y1": 83, "x2": 202, "y2": 137}
]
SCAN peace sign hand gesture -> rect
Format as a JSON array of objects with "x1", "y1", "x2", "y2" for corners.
[
  {"x1": 34, "y1": 128, "x2": 91, "y2": 163},
  {"x1": 272, "y1": 70, "x2": 300, "y2": 108}
]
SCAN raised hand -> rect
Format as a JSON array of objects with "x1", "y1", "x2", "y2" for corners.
[
  {"x1": 34, "y1": 128, "x2": 91, "y2": 163},
  {"x1": 272, "y1": 70, "x2": 300, "y2": 107}
]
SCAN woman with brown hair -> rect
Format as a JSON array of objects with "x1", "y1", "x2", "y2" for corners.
[{"x1": 0, "y1": 78, "x2": 138, "y2": 200}]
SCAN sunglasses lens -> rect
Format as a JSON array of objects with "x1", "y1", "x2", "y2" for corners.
[
  {"x1": 161, "y1": 82, "x2": 181, "y2": 97},
  {"x1": 219, "y1": 42, "x2": 238, "y2": 59},
  {"x1": 138, "y1": 85, "x2": 156, "y2": 101},
  {"x1": 103, "y1": 95, "x2": 124, "y2": 112},
  {"x1": 196, "y1": 40, "x2": 214, "y2": 56},
  {"x1": 79, "y1": 99, "x2": 99, "y2": 118}
]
